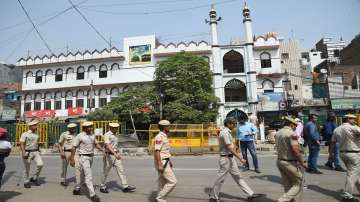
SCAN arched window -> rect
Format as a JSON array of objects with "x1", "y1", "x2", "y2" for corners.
[
  {"x1": 65, "y1": 91, "x2": 73, "y2": 109},
  {"x1": 54, "y1": 91, "x2": 62, "y2": 110},
  {"x1": 224, "y1": 79, "x2": 247, "y2": 102},
  {"x1": 223, "y1": 50, "x2": 244, "y2": 73},
  {"x1": 262, "y1": 79, "x2": 274, "y2": 93},
  {"x1": 34, "y1": 93, "x2": 42, "y2": 110},
  {"x1": 55, "y1": 69, "x2": 63, "y2": 82},
  {"x1": 45, "y1": 69, "x2": 53, "y2": 82},
  {"x1": 44, "y1": 92, "x2": 52, "y2": 110},
  {"x1": 24, "y1": 93, "x2": 32, "y2": 112},
  {"x1": 110, "y1": 88, "x2": 119, "y2": 100},
  {"x1": 111, "y1": 63, "x2": 120, "y2": 71},
  {"x1": 76, "y1": 90, "x2": 85, "y2": 107},
  {"x1": 77, "y1": 66, "x2": 85, "y2": 80},
  {"x1": 35, "y1": 70, "x2": 43, "y2": 83},
  {"x1": 88, "y1": 65, "x2": 96, "y2": 79},
  {"x1": 25, "y1": 71, "x2": 33, "y2": 84},
  {"x1": 87, "y1": 90, "x2": 95, "y2": 109},
  {"x1": 66, "y1": 67, "x2": 74, "y2": 80},
  {"x1": 99, "y1": 89, "x2": 108, "y2": 107},
  {"x1": 99, "y1": 64, "x2": 107, "y2": 78},
  {"x1": 260, "y1": 52, "x2": 272, "y2": 68}
]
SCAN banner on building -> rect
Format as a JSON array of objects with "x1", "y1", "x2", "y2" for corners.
[
  {"x1": 129, "y1": 44, "x2": 151, "y2": 64},
  {"x1": 332, "y1": 98, "x2": 360, "y2": 110},
  {"x1": 25, "y1": 110, "x2": 55, "y2": 118},
  {"x1": 258, "y1": 93, "x2": 284, "y2": 111},
  {"x1": 68, "y1": 107, "x2": 83, "y2": 116}
]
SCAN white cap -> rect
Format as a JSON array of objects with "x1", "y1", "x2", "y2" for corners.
[
  {"x1": 67, "y1": 123, "x2": 77, "y2": 128},
  {"x1": 158, "y1": 120, "x2": 170, "y2": 126},
  {"x1": 109, "y1": 122, "x2": 120, "y2": 128},
  {"x1": 27, "y1": 119, "x2": 39, "y2": 126},
  {"x1": 82, "y1": 121, "x2": 94, "y2": 127}
]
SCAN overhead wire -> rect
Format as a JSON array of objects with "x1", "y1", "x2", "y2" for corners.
[
  {"x1": 80, "y1": 0, "x2": 239, "y2": 16},
  {"x1": 80, "y1": 0, "x2": 208, "y2": 8},
  {"x1": 67, "y1": 0, "x2": 111, "y2": 47}
]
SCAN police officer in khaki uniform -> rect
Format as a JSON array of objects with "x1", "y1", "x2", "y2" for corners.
[
  {"x1": 330, "y1": 114, "x2": 360, "y2": 202},
  {"x1": 209, "y1": 117, "x2": 264, "y2": 202},
  {"x1": 58, "y1": 123, "x2": 78, "y2": 186},
  {"x1": 275, "y1": 117, "x2": 307, "y2": 202},
  {"x1": 99, "y1": 122, "x2": 136, "y2": 193},
  {"x1": 20, "y1": 119, "x2": 44, "y2": 188},
  {"x1": 70, "y1": 121, "x2": 103, "y2": 202},
  {"x1": 154, "y1": 120, "x2": 177, "y2": 202}
]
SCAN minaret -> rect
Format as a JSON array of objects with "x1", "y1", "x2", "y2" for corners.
[
  {"x1": 243, "y1": 1, "x2": 258, "y2": 113},
  {"x1": 207, "y1": 5, "x2": 224, "y2": 125}
]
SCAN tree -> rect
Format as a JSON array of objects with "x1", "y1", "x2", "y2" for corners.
[
  {"x1": 88, "y1": 86, "x2": 159, "y2": 124},
  {"x1": 154, "y1": 52, "x2": 219, "y2": 123}
]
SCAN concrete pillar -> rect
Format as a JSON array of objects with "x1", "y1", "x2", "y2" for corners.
[
  {"x1": 50, "y1": 98, "x2": 54, "y2": 110},
  {"x1": 94, "y1": 95, "x2": 99, "y2": 109}
]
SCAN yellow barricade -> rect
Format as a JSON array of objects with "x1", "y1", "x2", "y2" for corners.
[
  {"x1": 16, "y1": 123, "x2": 48, "y2": 146},
  {"x1": 80, "y1": 120, "x2": 120, "y2": 143}
]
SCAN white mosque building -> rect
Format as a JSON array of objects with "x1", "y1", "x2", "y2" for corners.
[{"x1": 17, "y1": 3, "x2": 284, "y2": 124}]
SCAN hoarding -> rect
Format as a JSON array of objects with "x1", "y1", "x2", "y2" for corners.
[{"x1": 129, "y1": 44, "x2": 151, "y2": 64}]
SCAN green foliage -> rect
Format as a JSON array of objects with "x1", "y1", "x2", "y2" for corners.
[
  {"x1": 154, "y1": 52, "x2": 219, "y2": 123},
  {"x1": 88, "y1": 52, "x2": 219, "y2": 124}
]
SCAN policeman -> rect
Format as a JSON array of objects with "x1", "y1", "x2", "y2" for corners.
[
  {"x1": 70, "y1": 121, "x2": 103, "y2": 202},
  {"x1": 275, "y1": 117, "x2": 307, "y2": 202},
  {"x1": 330, "y1": 114, "x2": 360, "y2": 202},
  {"x1": 58, "y1": 123, "x2": 78, "y2": 186},
  {"x1": 0, "y1": 128, "x2": 12, "y2": 189},
  {"x1": 20, "y1": 119, "x2": 44, "y2": 188},
  {"x1": 154, "y1": 120, "x2": 177, "y2": 202},
  {"x1": 209, "y1": 117, "x2": 264, "y2": 202},
  {"x1": 99, "y1": 122, "x2": 136, "y2": 193}
]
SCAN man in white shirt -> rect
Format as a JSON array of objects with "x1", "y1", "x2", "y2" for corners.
[{"x1": 0, "y1": 127, "x2": 12, "y2": 189}]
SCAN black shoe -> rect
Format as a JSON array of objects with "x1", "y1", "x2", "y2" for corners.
[
  {"x1": 72, "y1": 188, "x2": 81, "y2": 195},
  {"x1": 30, "y1": 177, "x2": 40, "y2": 186},
  {"x1": 99, "y1": 187, "x2": 109, "y2": 193},
  {"x1": 90, "y1": 195, "x2": 101, "y2": 202},
  {"x1": 313, "y1": 170, "x2": 323, "y2": 174},
  {"x1": 254, "y1": 169, "x2": 261, "y2": 174},
  {"x1": 122, "y1": 185, "x2": 136, "y2": 192},
  {"x1": 325, "y1": 161, "x2": 334, "y2": 169},
  {"x1": 209, "y1": 198, "x2": 221, "y2": 202},
  {"x1": 343, "y1": 198, "x2": 359, "y2": 202},
  {"x1": 248, "y1": 193, "x2": 265, "y2": 201},
  {"x1": 335, "y1": 167, "x2": 346, "y2": 172},
  {"x1": 244, "y1": 166, "x2": 250, "y2": 171},
  {"x1": 24, "y1": 182, "x2": 31, "y2": 188},
  {"x1": 60, "y1": 181, "x2": 68, "y2": 186},
  {"x1": 307, "y1": 169, "x2": 323, "y2": 174}
]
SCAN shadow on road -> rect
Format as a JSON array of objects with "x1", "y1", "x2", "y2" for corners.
[
  {"x1": 249, "y1": 175, "x2": 282, "y2": 184},
  {"x1": 106, "y1": 180, "x2": 123, "y2": 191},
  {"x1": 0, "y1": 191, "x2": 22, "y2": 201},
  {"x1": 1, "y1": 171, "x2": 16, "y2": 186},
  {"x1": 306, "y1": 185, "x2": 343, "y2": 201},
  {"x1": 204, "y1": 187, "x2": 275, "y2": 202}
]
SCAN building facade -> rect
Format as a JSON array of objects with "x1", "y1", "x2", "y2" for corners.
[{"x1": 17, "y1": 3, "x2": 284, "y2": 124}]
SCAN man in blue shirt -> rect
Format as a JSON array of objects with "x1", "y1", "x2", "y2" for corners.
[
  {"x1": 323, "y1": 113, "x2": 345, "y2": 171},
  {"x1": 236, "y1": 119, "x2": 260, "y2": 173},
  {"x1": 304, "y1": 114, "x2": 322, "y2": 174}
]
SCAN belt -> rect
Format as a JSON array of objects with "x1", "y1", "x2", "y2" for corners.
[
  {"x1": 79, "y1": 153, "x2": 94, "y2": 157},
  {"x1": 64, "y1": 149, "x2": 72, "y2": 152},
  {"x1": 162, "y1": 158, "x2": 170, "y2": 161},
  {"x1": 340, "y1": 151, "x2": 360, "y2": 153},
  {"x1": 105, "y1": 152, "x2": 118, "y2": 155},
  {"x1": 25, "y1": 149, "x2": 39, "y2": 152},
  {"x1": 279, "y1": 159, "x2": 298, "y2": 161},
  {"x1": 220, "y1": 154, "x2": 233, "y2": 158}
]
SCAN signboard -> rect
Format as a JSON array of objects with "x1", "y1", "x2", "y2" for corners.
[
  {"x1": 1, "y1": 109, "x2": 16, "y2": 120},
  {"x1": 68, "y1": 107, "x2": 83, "y2": 116},
  {"x1": 258, "y1": 93, "x2": 284, "y2": 111},
  {"x1": 25, "y1": 110, "x2": 55, "y2": 118},
  {"x1": 129, "y1": 44, "x2": 151, "y2": 64},
  {"x1": 151, "y1": 138, "x2": 201, "y2": 148},
  {"x1": 332, "y1": 98, "x2": 360, "y2": 110}
]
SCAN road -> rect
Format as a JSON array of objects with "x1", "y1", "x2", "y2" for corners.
[{"x1": 0, "y1": 154, "x2": 349, "y2": 202}]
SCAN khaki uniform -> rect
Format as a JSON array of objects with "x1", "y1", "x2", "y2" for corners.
[
  {"x1": 154, "y1": 131, "x2": 177, "y2": 202},
  {"x1": 58, "y1": 131, "x2": 80, "y2": 183},
  {"x1": 332, "y1": 123, "x2": 360, "y2": 199},
  {"x1": 100, "y1": 131, "x2": 129, "y2": 189},
  {"x1": 275, "y1": 126, "x2": 304, "y2": 202},
  {"x1": 20, "y1": 130, "x2": 43, "y2": 183},
  {"x1": 72, "y1": 132, "x2": 98, "y2": 197},
  {"x1": 210, "y1": 127, "x2": 254, "y2": 200}
]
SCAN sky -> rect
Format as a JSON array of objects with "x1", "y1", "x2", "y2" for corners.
[{"x1": 0, "y1": 0, "x2": 359, "y2": 64}]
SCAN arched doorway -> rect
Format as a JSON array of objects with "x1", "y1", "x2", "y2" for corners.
[
  {"x1": 223, "y1": 50, "x2": 245, "y2": 73},
  {"x1": 226, "y1": 109, "x2": 248, "y2": 122}
]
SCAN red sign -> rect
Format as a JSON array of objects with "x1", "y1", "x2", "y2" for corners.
[
  {"x1": 25, "y1": 110, "x2": 55, "y2": 118},
  {"x1": 68, "y1": 107, "x2": 83, "y2": 116}
]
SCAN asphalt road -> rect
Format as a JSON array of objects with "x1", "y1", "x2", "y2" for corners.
[{"x1": 0, "y1": 154, "x2": 350, "y2": 202}]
